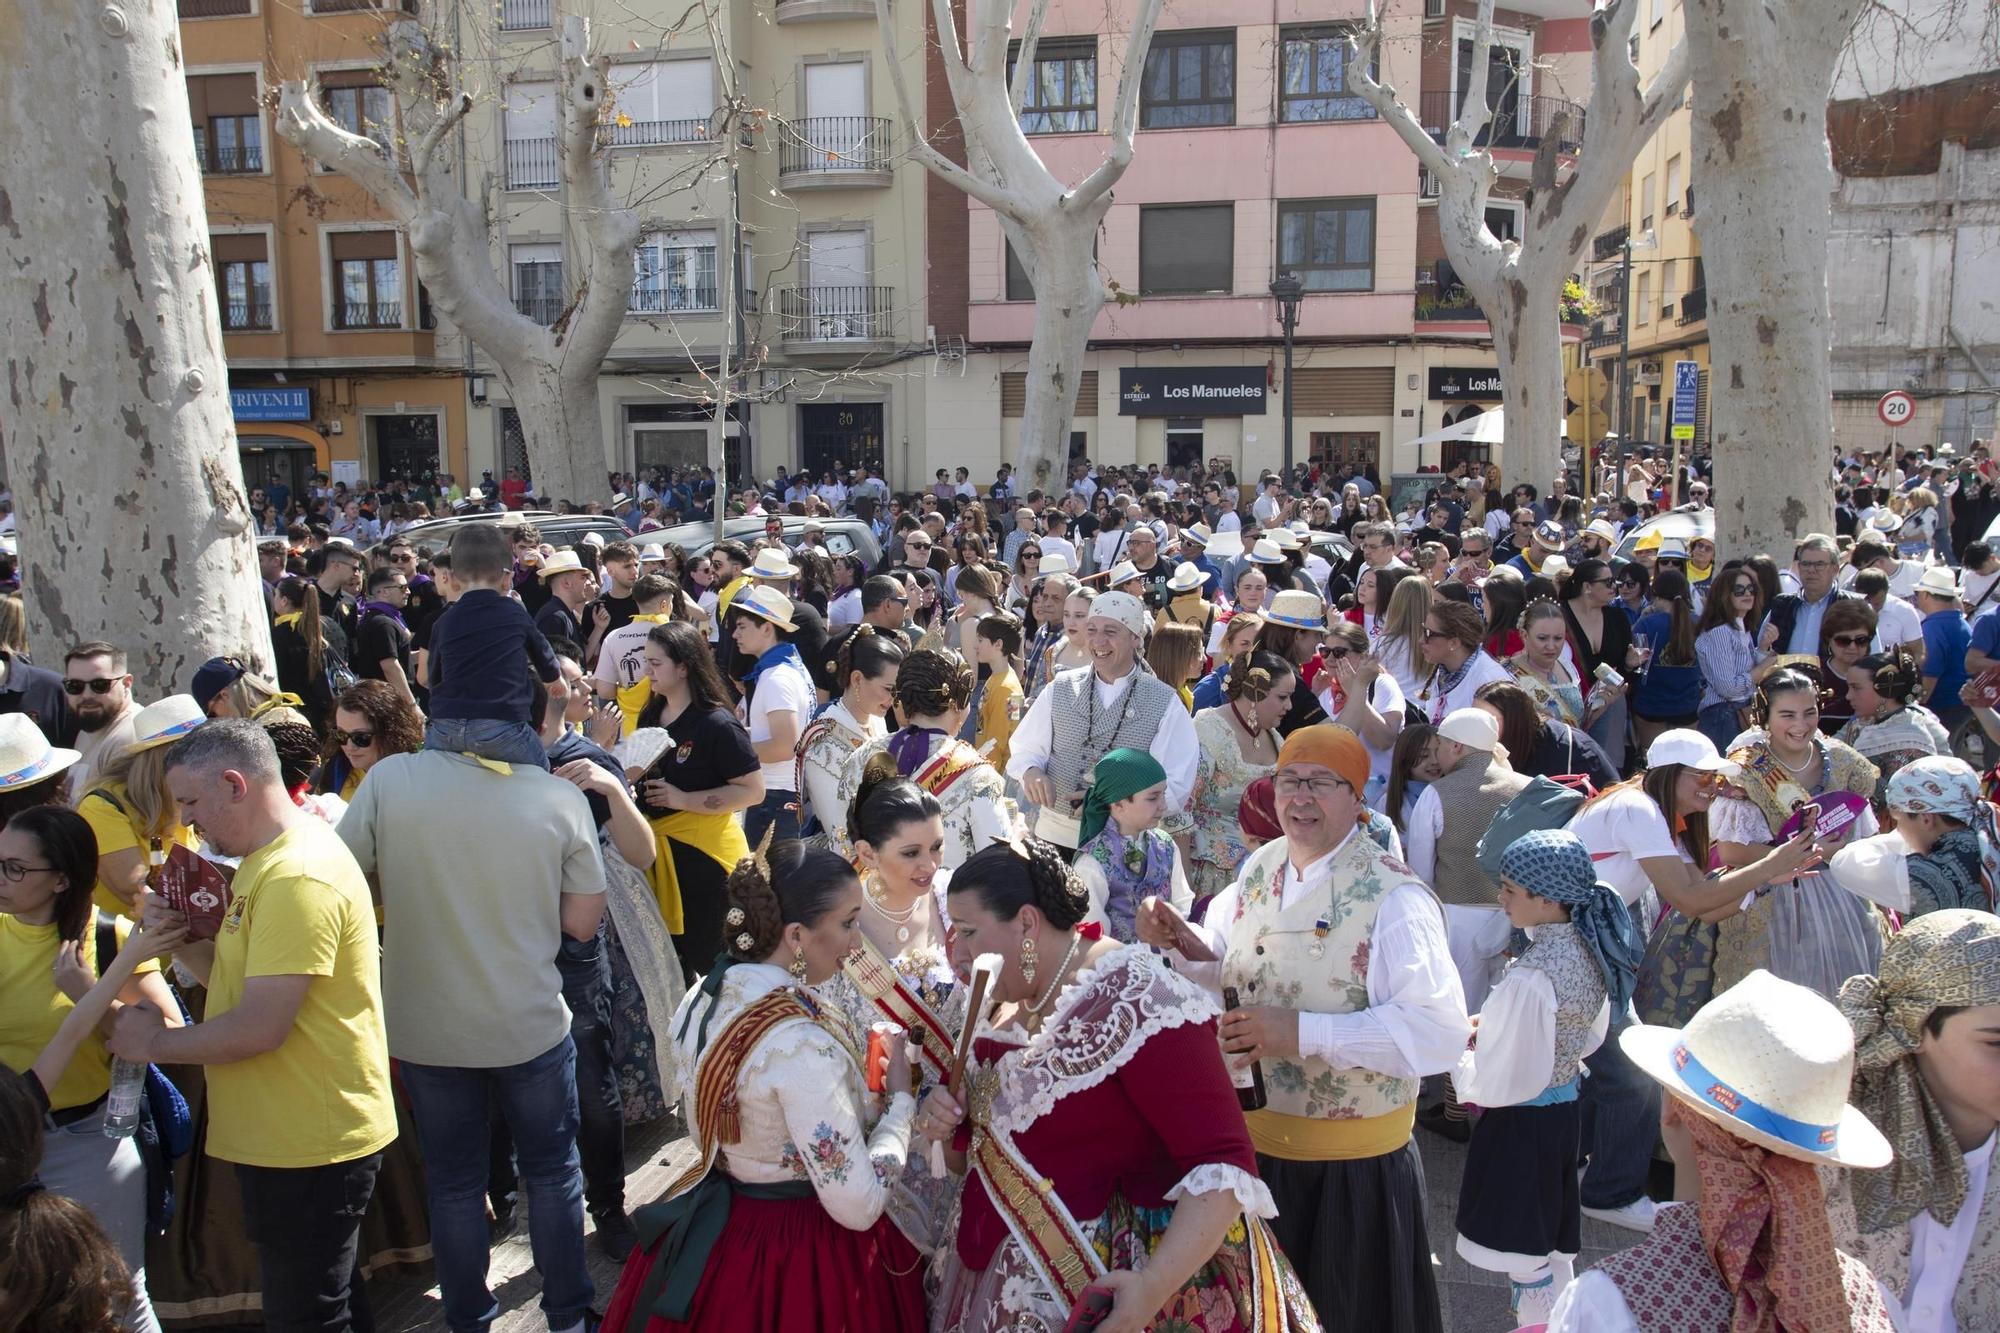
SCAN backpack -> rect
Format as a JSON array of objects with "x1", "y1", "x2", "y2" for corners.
[
  {"x1": 93, "y1": 913, "x2": 194, "y2": 1233},
  {"x1": 1474, "y1": 775, "x2": 1594, "y2": 878}
]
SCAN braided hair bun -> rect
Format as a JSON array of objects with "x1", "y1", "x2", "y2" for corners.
[
  {"x1": 722, "y1": 840, "x2": 860, "y2": 962},
  {"x1": 947, "y1": 834, "x2": 1090, "y2": 932},
  {"x1": 847, "y1": 761, "x2": 942, "y2": 851},
  {"x1": 895, "y1": 647, "x2": 975, "y2": 720}
]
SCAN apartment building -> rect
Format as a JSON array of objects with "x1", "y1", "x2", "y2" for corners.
[
  {"x1": 923, "y1": 0, "x2": 1597, "y2": 487},
  {"x1": 179, "y1": 0, "x2": 468, "y2": 498}
]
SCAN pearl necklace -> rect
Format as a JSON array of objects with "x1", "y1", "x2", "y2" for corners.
[
  {"x1": 865, "y1": 877, "x2": 921, "y2": 945},
  {"x1": 1023, "y1": 932, "x2": 1086, "y2": 1016},
  {"x1": 1772, "y1": 741, "x2": 1820, "y2": 776}
]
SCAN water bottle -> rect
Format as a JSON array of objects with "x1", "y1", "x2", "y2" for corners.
[{"x1": 104, "y1": 1057, "x2": 145, "y2": 1138}]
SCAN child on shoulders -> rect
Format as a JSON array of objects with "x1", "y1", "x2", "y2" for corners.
[{"x1": 423, "y1": 523, "x2": 561, "y2": 771}]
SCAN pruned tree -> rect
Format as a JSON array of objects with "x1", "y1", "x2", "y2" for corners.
[
  {"x1": 1348, "y1": 0, "x2": 1687, "y2": 491},
  {"x1": 0, "y1": 0, "x2": 273, "y2": 693},
  {"x1": 277, "y1": 16, "x2": 638, "y2": 507},
  {"x1": 876, "y1": 0, "x2": 1165, "y2": 491},
  {"x1": 1685, "y1": 0, "x2": 1867, "y2": 556}
]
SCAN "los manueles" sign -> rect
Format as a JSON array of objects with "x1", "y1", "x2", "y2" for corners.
[{"x1": 1118, "y1": 366, "x2": 1268, "y2": 416}]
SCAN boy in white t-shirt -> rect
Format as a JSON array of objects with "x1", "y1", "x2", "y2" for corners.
[{"x1": 727, "y1": 585, "x2": 818, "y2": 845}]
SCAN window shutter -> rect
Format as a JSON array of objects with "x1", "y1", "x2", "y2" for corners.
[
  {"x1": 200, "y1": 73, "x2": 260, "y2": 116},
  {"x1": 1290, "y1": 367, "x2": 1395, "y2": 415},
  {"x1": 329, "y1": 230, "x2": 398, "y2": 261},
  {"x1": 319, "y1": 68, "x2": 382, "y2": 91},
  {"x1": 211, "y1": 233, "x2": 268, "y2": 264},
  {"x1": 1002, "y1": 370, "x2": 1096, "y2": 418}
]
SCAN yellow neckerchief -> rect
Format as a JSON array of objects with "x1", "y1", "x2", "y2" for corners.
[
  {"x1": 274, "y1": 612, "x2": 303, "y2": 630},
  {"x1": 1688, "y1": 561, "x2": 1714, "y2": 583},
  {"x1": 645, "y1": 810, "x2": 749, "y2": 934},
  {"x1": 615, "y1": 613, "x2": 675, "y2": 736}
]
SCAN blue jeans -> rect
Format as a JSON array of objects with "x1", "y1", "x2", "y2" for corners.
[
  {"x1": 399, "y1": 1037, "x2": 594, "y2": 1332},
  {"x1": 1697, "y1": 701, "x2": 1746, "y2": 755},
  {"x1": 425, "y1": 718, "x2": 551, "y2": 771},
  {"x1": 741, "y1": 787, "x2": 800, "y2": 847}
]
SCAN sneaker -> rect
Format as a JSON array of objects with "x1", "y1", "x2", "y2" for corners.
[
  {"x1": 1510, "y1": 1272, "x2": 1558, "y2": 1325},
  {"x1": 1582, "y1": 1196, "x2": 1658, "y2": 1233},
  {"x1": 593, "y1": 1208, "x2": 638, "y2": 1262},
  {"x1": 1415, "y1": 1102, "x2": 1471, "y2": 1144}
]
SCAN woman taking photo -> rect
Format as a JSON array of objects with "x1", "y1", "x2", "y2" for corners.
[
  {"x1": 1414, "y1": 599, "x2": 1510, "y2": 724},
  {"x1": 1838, "y1": 651, "x2": 1949, "y2": 802},
  {"x1": 1692, "y1": 564, "x2": 1766, "y2": 752},
  {"x1": 312, "y1": 679, "x2": 423, "y2": 801},
  {"x1": 632, "y1": 621, "x2": 762, "y2": 977},
  {"x1": 1473, "y1": 681, "x2": 1618, "y2": 789},
  {"x1": 1628, "y1": 569, "x2": 1701, "y2": 753},
  {"x1": 1180, "y1": 652, "x2": 1294, "y2": 904},
  {"x1": 76, "y1": 696, "x2": 205, "y2": 915},
  {"x1": 602, "y1": 842, "x2": 925, "y2": 1332},
  {"x1": 1819, "y1": 599, "x2": 1882, "y2": 736},
  {"x1": 1505, "y1": 597, "x2": 1587, "y2": 729},
  {"x1": 921, "y1": 838, "x2": 1318, "y2": 1333},
  {"x1": 1320, "y1": 620, "x2": 1408, "y2": 802},
  {"x1": 1562, "y1": 559, "x2": 1640, "y2": 772},
  {"x1": 798, "y1": 626, "x2": 902, "y2": 854}
]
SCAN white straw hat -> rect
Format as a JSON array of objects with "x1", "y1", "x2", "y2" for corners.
[
  {"x1": 536, "y1": 549, "x2": 587, "y2": 580},
  {"x1": 1264, "y1": 589, "x2": 1326, "y2": 632},
  {"x1": 1166, "y1": 562, "x2": 1207, "y2": 594},
  {"x1": 730, "y1": 585, "x2": 798, "y2": 633},
  {"x1": 748, "y1": 547, "x2": 801, "y2": 580},
  {"x1": 0, "y1": 714, "x2": 81, "y2": 789},
  {"x1": 1105, "y1": 560, "x2": 1142, "y2": 589},
  {"x1": 125, "y1": 695, "x2": 207, "y2": 754},
  {"x1": 1620, "y1": 969, "x2": 1892, "y2": 1168},
  {"x1": 1245, "y1": 539, "x2": 1287, "y2": 566}
]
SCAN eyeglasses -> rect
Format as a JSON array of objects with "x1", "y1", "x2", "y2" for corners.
[
  {"x1": 391, "y1": 551, "x2": 417, "y2": 564},
  {"x1": 0, "y1": 859, "x2": 56, "y2": 883},
  {"x1": 1272, "y1": 774, "x2": 1351, "y2": 799},
  {"x1": 335, "y1": 729, "x2": 376, "y2": 748},
  {"x1": 1830, "y1": 633, "x2": 1872, "y2": 648},
  {"x1": 62, "y1": 677, "x2": 119, "y2": 695}
]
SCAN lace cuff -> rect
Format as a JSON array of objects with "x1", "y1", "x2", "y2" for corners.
[{"x1": 1165, "y1": 1162, "x2": 1277, "y2": 1220}]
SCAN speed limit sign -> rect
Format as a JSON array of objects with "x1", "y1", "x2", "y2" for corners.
[{"x1": 1878, "y1": 390, "x2": 1916, "y2": 428}]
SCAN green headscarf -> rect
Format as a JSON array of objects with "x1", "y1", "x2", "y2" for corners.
[{"x1": 1077, "y1": 748, "x2": 1168, "y2": 848}]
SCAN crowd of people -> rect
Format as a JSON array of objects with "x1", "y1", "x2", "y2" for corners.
[{"x1": 4, "y1": 438, "x2": 2000, "y2": 1333}]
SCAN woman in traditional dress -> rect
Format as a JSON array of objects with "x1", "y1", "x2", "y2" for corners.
[
  {"x1": 1831, "y1": 910, "x2": 2000, "y2": 1332},
  {"x1": 919, "y1": 838, "x2": 1320, "y2": 1333},
  {"x1": 1505, "y1": 597, "x2": 1587, "y2": 729},
  {"x1": 1178, "y1": 653, "x2": 1293, "y2": 904},
  {"x1": 815, "y1": 768, "x2": 964, "y2": 1253},
  {"x1": 632, "y1": 621, "x2": 764, "y2": 979},
  {"x1": 1838, "y1": 651, "x2": 1951, "y2": 806},
  {"x1": 602, "y1": 842, "x2": 926, "y2": 1333},
  {"x1": 797, "y1": 626, "x2": 902, "y2": 853},
  {"x1": 838, "y1": 648, "x2": 1012, "y2": 869},
  {"x1": 1711, "y1": 666, "x2": 1886, "y2": 1000}
]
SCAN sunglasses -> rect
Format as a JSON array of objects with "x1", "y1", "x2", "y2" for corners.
[
  {"x1": 1422, "y1": 628, "x2": 1452, "y2": 641},
  {"x1": 905, "y1": 542, "x2": 931, "y2": 552},
  {"x1": 1323, "y1": 645, "x2": 1352, "y2": 660},
  {"x1": 1693, "y1": 770, "x2": 1731, "y2": 792},
  {"x1": 1830, "y1": 633, "x2": 1872, "y2": 648},
  {"x1": 335, "y1": 729, "x2": 376, "y2": 748},
  {"x1": 61, "y1": 677, "x2": 120, "y2": 695},
  {"x1": 1731, "y1": 583, "x2": 1757, "y2": 596},
  {"x1": 1021, "y1": 550, "x2": 1042, "y2": 559}
]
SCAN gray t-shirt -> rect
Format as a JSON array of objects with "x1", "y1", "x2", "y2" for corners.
[{"x1": 337, "y1": 749, "x2": 605, "y2": 1068}]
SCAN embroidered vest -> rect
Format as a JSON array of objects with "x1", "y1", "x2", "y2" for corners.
[
  {"x1": 1219, "y1": 836, "x2": 1423, "y2": 1122},
  {"x1": 1828, "y1": 1157, "x2": 2000, "y2": 1333},
  {"x1": 1593, "y1": 1201, "x2": 1898, "y2": 1333},
  {"x1": 1510, "y1": 922, "x2": 1605, "y2": 1089},
  {"x1": 1043, "y1": 668, "x2": 1179, "y2": 800},
  {"x1": 1427, "y1": 753, "x2": 1530, "y2": 908}
]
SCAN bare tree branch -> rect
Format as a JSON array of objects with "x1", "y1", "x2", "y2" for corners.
[{"x1": 1009, "y1": 0, "x2": 1054, "y2": 119}]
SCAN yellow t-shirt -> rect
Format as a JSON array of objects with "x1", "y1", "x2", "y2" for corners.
[
  {"x1": 977, "y1": 667, "x2": 1025, "y2": 772},
  {"x1": 0, "y1": 913, "x2": 159, "y2": 1111},
  {"x1": 204, "y1": 819, "x2": 397, "y2": 1169},
  {"x1": 77, "y1": 780, "x2": 199, "y2": 917}
]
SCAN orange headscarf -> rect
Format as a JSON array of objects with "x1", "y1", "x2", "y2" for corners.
[{"x1": 1274, "y1": 723, "x2": 1370, "y2": 796}]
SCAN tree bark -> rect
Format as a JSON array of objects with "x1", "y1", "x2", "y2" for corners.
[
  {"x1": 1686, "y1": 0, "x2": 1861, "y2": 557},
  {"x1": 277, "y1": 17, "x2": 638, "y2": 507},
  {"x1": 0, "y1": 0, "x2": 273, "y2": 693},
  {"x1": 1351, "y1": 0, "x2": 1686, "y2": 492}
]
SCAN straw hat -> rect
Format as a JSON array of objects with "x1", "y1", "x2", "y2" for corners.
[
  {"x1": 0, "y1": 714, "x2": 80, "y2": 790},
  {"x1": 1531, "y1": 519, "x2": 1567, "y2": 553},
  {"x1": 1265, "y1": 527, "x2": 1302, "y2": 552},
  {"x1": 1245, "y1": 539, "x2": 1288, "y2": 566},
  {"x1": 1166, "y1": 562, "x2": 1207, "y2": 594},
  {"x1": 748, "y1": 547, "x2": 801, "y2": 581},
  {"x1": 1105, "y1": 560, "x2": 1142, "y2": 589},
  {"x1": 1181, "y1": 523, "x2": 1213, "y2": 548},
  {"x1": 1583, "y1": 519, "x2": 1620, "y2": 545},
  {"x1": 495, "y1": 510, "x2": 526, "y2": 529},
  {"x1": 1264, "y1": 589, "x2": 1326, "y2": 632},
  {"x1": 125, "y1": 695, "x2": 207, "y2": 754},
  {"x1": 1204, "y1": 530, "x2": 1245, "y2": 560},
  {"x1": 731, "y1": 585, "x2": 798, "y2": 633},
  {"x1": 1620, "y1": 969, "x2": 1892, "y2": 1167},
  {"x1": 1036, "y1": 551, "x2": 1074, "y2": 577},
  {"x1": 537, "y1": 549, "x2": 587, "y2": 580},
  {"x1": 1914, "y1": 565, "x2": 1961, "y2": 600}
]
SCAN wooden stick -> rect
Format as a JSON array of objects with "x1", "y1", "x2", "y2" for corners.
[{"x1": 931, "y1": 951, "x2": 1001, "y2": 1179}]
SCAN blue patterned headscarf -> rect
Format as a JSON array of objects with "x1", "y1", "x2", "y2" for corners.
[{"x1": 1499, "y1": 828, "x2": 1644, "y2": 1016}]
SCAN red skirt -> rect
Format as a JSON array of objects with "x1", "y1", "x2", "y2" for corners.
[{"x1": 603, "y1": 1192, "x2": 928, "y2": 1333}]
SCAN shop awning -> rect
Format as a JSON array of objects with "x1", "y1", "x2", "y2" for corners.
[{"x1": 1407, "y1": 409, "x2": 1567, "y2": 450}]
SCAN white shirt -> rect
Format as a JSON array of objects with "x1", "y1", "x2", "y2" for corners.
[
  {"x1": 1565, "y1": 785, "x2": 1687, "y2": 906},
  {"x1": 68, "y1": 701, "x2": 143, "y2": 802},
  {"x1": 827, "y1": 587, "x2": 863, "y2": 632},
  {"x1": 1094, "y1": 527, "x2": 1132, "y2": 571},
  {"x1": 1174, "y1": 831, "x2": 1471, "y2": 1076},
  {"x1": 745, "y1": 656, "x2": 816, "y2": 792},
  {"x1": 1038, "y1": 534, "x2": 1079, "y2": 569},
  {"x1": 1414, "y1": 650, "x2": 1510, "y2": 723},
  {"x1": 1453, "y1": 949, "x2": 1609, "y2": 1108},
  {"x1": 817, "y1": 481, "x2": 848, "y2": 510},
  {"x1": 1318, "y1": 671, "x2": 1405, "y2": 789},
  {"x1": 1902, "y1": 1132, "x2": 1994, "y2": 1333},
  {"x1": 1216, "y1": 511, "x2": 1242, "y2": 533},
  {"x1": 1004, "y1": 666, "x2": 1200, "y2": 812},
  {"x1": 1875, "y1": 595, "x2": 1925, "y2": 652}
]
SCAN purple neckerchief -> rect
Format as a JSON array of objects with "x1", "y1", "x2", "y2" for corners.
[
  {"x1": 886, "y1": 725, "x2": 945, "y2": 778},
  {"x1": 359, "y1": 599, "x2": 408, "y2": 628}
]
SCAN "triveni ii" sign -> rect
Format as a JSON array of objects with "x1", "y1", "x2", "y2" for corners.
[{"x1": 1117, "y1": 366, "x2": 1268, "y2": 416}]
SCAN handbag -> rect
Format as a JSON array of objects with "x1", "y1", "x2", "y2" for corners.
[
  {"x1": 95, "y1": 913, "x2": 194, "y2": 1232},
  {"x1": 1632, "y1": 906, "x2": 1720, "y2": 1029}
]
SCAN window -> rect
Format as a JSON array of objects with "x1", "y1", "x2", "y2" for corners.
[
  {"x1": 1483, "y1": 203, "x2": 1520, "y2": 243},
  {"x1": 1008, "y1": 38, "x2": 1096, "y2": 134},
  {"x1": 1139, "y1": 204, "x2": 1233, "y2": 295},
  {"x1": 512, "y1": 243, "x2": 564, "y2": 324},
  {"x1": 1635, "y1": 272, "x2": 1652, "y2": 324},
  {"x1": 329, "y1": 231, "x2": 401, "y2": 329},
  {"x1": 1662, "y1": 258, "x2": 1677, "y2": 301},
  {"x1": 1665, "y1": 155, "x2": 1683, "y2": 214},
  {"x1": 187, "y1": 73, "x2": 262, "y2": 173},
  {"x1": 632, "y1": 229, "x2": 718, "y2": 313},
  {"x1": 1005, "y1": 241, "x2": 1034, "y2": 302},
  {"x1": 504, "y1": 80, "x2": 558, "y2": 189},
  {"x1": 213, "y1": 234, "x2": 272, "y2": 330},
  {"x1": 321, "y1": 71, "x2": 393, "y2": 156},
  {"x1": 1628, "y1": 33, "x2": 1640, "y2": 63},
  {"x1": 608, "y1": 59, "x2": 712, "y2": 146},
  {"x1": 1277, "y1": 198, "x2": 1375, "y2": 292},
  {"x1": 1640, "y1": 172, "x2": 1656, "y2": 231},
  {"x1": 1140, "y1": 29, "x2": 1234, "y2": 129},
  {"x1": 1279, "y1": 24, "x2": 1375, "y2": 123}
]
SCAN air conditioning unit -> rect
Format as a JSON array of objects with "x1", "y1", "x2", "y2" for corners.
[
  {"x1": 1418, "y1": 166, "x2": 1440, "y2": 199},
  {"x1": 1636, "y1": 360, "x2": 1663, "y2": 385},
  {"x1": 1425, "y1": 0, "x2": 1445, "y2": 16}
]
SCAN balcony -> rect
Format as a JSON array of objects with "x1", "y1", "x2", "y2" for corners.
[
  {"x1": 222, "y1": 301, "x2": 273, "y2": 332},
  {"x1": 199, "y1": 141, "x2": 263, "y2": 174},
  {"x1": 1419, "y1": 92, "x2": 1585, "y2": 156},
  {"x1": 777, "y1": 286, "x2": 893, "y2": 347},
  {"x1": 336, "y1": 300, "x2": 403, "y2": 330},
  {"x1": 308, "y1": 0, "x2": 419, "y2": 12},
  {"x1": 1592, "y1": 223, "x2": 1631, "y2": 262},
  {"x1": 505, "y1": 138, "x2": 557, "y2": 190},
  {"x1": 1414, "y1": 266, "x2": 1482, "y2": 323},
  {"x1": 773, "y1": 0, "x2": 878, "y2": 22},
  {"x1": 516, "y1": 293, "x2": 566, "y2": 325},
  {"x1": 1676, "y1": 288, "x2": 1707, "y2": 327},
  {"x1": 178, "y1": 0, "x2": 253, "y2": 16},
  {"x1": 628, "y1": 287, "x2": 719, "y2": 316},
  {"x1": 498, "y1": 0, "x2": 549, "y2": 29},
  {"x1": 777, "y1": 116, "x2": 894, "y2": 190},
  {"x1": 601, "y1": 117, "x2": 711, "y2": 149},
  {"x1": 1586, "y1": 314, "x2": 1621, "y2": 350}
]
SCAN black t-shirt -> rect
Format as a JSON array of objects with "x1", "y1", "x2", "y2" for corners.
[
  {"x1": 354, "y1": 611, "x2": 413, "y2": 682},
  {"x1": 637, "y1": 704, "x2": 758, "y2": 819},
  {"x1": 594, "y1": 593, "x2": 640, "y2": 637},
  {"x1": 536, "y1": 598, "x2": 583, "y2": 647}
]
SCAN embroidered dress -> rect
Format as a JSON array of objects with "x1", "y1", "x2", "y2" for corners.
[
  {"x1": 1506, "y1": 654, "x2": 1586, "y2": 727},
  {"x1": 795, "y1": 702, "x2": 885, "y2": 850},
  {"x1": 1180, "y1": 707, "x2": 1277, "y2": 904},
  {"x1": 835, "y1": 729, "x2": 1013, "y2": 868},
  {"x1": 1838, "y1": 705, "x2": 1952, "y2": 805},
  {"x1": 931, "y1": 945, "x2": 1319, "y2": 1333}
]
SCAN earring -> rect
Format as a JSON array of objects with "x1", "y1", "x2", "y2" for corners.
[
  {"x1": 1020, "y1": 936, "x2": 1038, "y2": 986},
  {"x1": 789, "y1": 945, "x2": 808, "y2": 982}
]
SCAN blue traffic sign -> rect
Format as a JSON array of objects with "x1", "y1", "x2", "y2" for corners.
[{"x1": 1670, "y1": 360, "x2": 1699, "y2": 441}]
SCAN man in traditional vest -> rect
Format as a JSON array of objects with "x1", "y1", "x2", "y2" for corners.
[
  {"x1": 1007, "y1": 590, "x2": 1195, "y2": 848},
  {"x1": 1137, "y1": 724, "x2": 1470, "y2": 1331}
]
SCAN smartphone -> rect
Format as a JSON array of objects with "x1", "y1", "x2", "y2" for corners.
[{"x1": 1063, "y1": 1287, "x2": 1114, "y2": 1332}]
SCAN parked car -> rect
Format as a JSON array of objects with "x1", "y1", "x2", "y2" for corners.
[
  {"x1": 1610, "y1": 506, "x2": 1714, "y2": 564},
  {"x1": 631, "y1": 515, "x2": 882, "y2": 568},
  {"x1": 399, "y1": 510, "x2": 631, "y2": 552}
]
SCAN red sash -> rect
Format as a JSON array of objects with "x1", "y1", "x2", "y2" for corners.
[{"x1": 842, "y1": 936, "x2": 954, "y2": 1083}]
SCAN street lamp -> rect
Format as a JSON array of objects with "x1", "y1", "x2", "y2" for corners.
[
  {"x1": 1269, "y1": 272, "x2": 1305, "y2": 480},
  {"x1": 1613, "y1": 228, "x2": 1657, "y2": 499}
]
